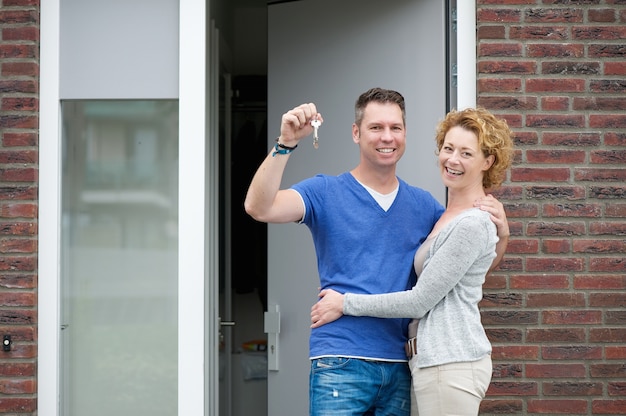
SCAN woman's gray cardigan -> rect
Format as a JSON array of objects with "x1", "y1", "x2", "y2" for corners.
[{"x1": 343, "y1": 208, "x2": 497, "y2": 368}]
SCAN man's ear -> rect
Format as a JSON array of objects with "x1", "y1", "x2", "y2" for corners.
[{"x1": 352, "y1": 124, "x2": 360, "y2": 144}]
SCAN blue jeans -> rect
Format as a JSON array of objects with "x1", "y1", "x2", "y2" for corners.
[{"x1": 310, "y1": 357, "x2": 411, "y2": 416}]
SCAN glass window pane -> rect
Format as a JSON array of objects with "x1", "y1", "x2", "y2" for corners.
[{"x1": 60, "y1": 100, "x2": 179, "y2": 416}]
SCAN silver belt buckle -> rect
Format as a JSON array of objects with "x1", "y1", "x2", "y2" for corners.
[{"x1": 406, "y1": 337, "x2": 417, "y2": 358}]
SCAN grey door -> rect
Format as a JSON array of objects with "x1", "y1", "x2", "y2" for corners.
[{"x1": 267, "y1": 0, "x2": 447, "y2": 414}]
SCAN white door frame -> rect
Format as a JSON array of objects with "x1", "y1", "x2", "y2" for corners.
[
  {"x1": 457, "y1": 1, "x2": 477, "y2": 109},
  {"x1": 38, "y1": 1, "x2": 475, "y2": 415},
  {"x1": 178, "y1": 1, "x2": 210, "y2": 415}
]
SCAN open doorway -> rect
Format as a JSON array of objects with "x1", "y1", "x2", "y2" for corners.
[
  {"x1": 215, "y1": 2, "x2": 268, "y2": 416},
  {"x1": 216, "y1": 1, "x2": 453, "y2": 415}
]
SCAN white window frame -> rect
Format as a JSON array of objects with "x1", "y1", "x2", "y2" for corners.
[{"x1": 40, "y1": 0, "x2": 209, "y2": 415}]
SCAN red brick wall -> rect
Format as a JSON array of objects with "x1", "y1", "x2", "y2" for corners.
[
  {"x1": 0, "y1": 0, "x2": 38, "y2": 414},
  {"x1": 477, "y1": 1, "x2": 626, "y2": 415}
]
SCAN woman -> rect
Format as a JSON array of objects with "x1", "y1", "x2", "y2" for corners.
[{"x1": 310, "y1": 107, "x2": 514, "y2": 416}]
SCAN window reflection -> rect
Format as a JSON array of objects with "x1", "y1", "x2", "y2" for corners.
[{"x1": 60, "y1": 100, "x2": 178, "y2": 416}]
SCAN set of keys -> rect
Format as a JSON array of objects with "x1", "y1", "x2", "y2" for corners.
[{"x1": 311, "y1": 118, "x2": 321, "y2": 149}]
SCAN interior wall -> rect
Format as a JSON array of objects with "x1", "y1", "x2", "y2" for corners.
[{"x1": 233, "y1": 6, "x2": 268, "y2": 75}]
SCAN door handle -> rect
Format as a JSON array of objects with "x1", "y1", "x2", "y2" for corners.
[
  {"x1": 218, "y1": 318, "x2": 235, "y2": 346},
  {"x1": 218, "y1": 317, "x2": 235, "y2": 326},
  {"x1": 264, "y1": 304, "x2": 280, "y2": 371}
]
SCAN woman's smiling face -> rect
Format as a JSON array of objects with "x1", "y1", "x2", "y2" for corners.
[{"x1": 438, "y1": 125, "x2": 493, "y2": 191}]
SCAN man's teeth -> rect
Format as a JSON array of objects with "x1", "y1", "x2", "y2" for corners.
[{"x1": 378, "y1": 148, "x2": 394, "y2": 153}]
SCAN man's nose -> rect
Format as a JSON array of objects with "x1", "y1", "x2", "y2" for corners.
[{"x1": 381, "y1": 128, "x2": 394, "y2": 141}]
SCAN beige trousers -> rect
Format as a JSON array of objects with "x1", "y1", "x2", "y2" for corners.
[{"x1": 409, "y1": 354, "x2": 492, "y2": 416}]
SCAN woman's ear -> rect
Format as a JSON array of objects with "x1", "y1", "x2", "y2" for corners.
[{"x1": 483, "y1": 154, "x2": 495, "y2": 171}]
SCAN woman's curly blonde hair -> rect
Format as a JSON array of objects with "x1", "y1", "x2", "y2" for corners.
[{"x1": 435, "y1": 107, "x2": 514, "y2": 190}]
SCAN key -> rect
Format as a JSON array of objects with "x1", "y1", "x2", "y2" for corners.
[{"x1": 311, "y1": 118, "x2": 321, "y2": 149}]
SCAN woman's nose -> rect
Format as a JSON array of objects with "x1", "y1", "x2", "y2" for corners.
[{"x1": 448, "y1": 150, "x2": 460, "y2": 163}]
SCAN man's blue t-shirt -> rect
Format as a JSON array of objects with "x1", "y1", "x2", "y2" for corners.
[{"x1": 292, "y1": 172, "x2": 444, "y2": 361}]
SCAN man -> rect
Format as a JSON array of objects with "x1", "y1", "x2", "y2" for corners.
[{"x1": 245, "y1": 88, "x2": 508, "y2": 416}]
